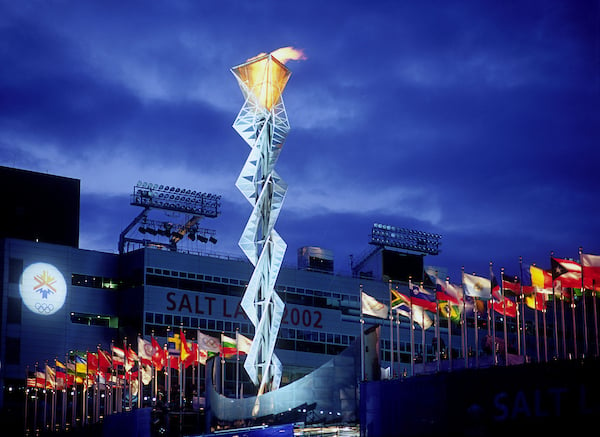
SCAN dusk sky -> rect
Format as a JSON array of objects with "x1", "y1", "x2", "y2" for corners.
[{"x1": 1, "y1": 1, "x2": 599, "y2": 283}]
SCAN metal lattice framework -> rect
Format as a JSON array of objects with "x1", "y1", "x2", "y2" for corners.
[{"x1": 231, "y1": 54, "x2": 291, "y2": 394}]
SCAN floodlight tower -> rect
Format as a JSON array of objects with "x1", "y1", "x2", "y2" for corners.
[{"x1": 231, "y1": 53, "x2": 292, "y2": 394}]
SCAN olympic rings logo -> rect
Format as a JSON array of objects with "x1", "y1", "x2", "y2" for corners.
[{"x1": 35, "y1": 302, "x2": 55, "y2": 314}]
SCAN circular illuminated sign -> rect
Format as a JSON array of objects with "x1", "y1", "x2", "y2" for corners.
[{"x1": 19, "y1": 263, "x2": 67, "y2": 316}]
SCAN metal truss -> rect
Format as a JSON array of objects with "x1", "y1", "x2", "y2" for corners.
[{"x1": 232, "y1": 54, "x2": 291, "y2": 394}]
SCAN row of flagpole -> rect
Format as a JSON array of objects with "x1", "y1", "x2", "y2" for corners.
[
  {"x1": 23, "y1": 329, "x2": 253, "y2": 434},
  {"x1": 359, "y1": 249, "x2": 600, "y2": 380}
]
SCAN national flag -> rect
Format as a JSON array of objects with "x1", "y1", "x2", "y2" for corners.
[
  {"x1": 390, "y1": 288, "x2": 410, "y2": 309},
  {"x1": 151, "y1": 336, "x2": 165, "y2": 370},
  {"x1": 462, "y1": 272, "x2": 491, "y2": 299},
  {"x1": 438, "y1": 299, "x2": 461, "y2": 322},
  {"x1": 581, "y1": 253, "x2": 600, "y2": 291},
  {"x1": 111, "y1": 345, "x2": 125, "y2": 366},
  {"x1": 125, "y1": 345, "x2": 138, "y2": 372},
  {"x1": 140, "y1": 362, "x2": 152, "y2": 385},
  {"x1": 221, "y1": 334, "x2": 237, "y2": 358},
  {"x1": 138, "y1": 337, "x2": 153, "y2": 366},
  {"x1": 45, "y1": 364, "x2": 56, "y2": 389},
  {"x1": 167, "y1": 333, "x2": 181, "y2": 357},
  {"x1": 442, "y1": 281, "x2": 464, "y2": 304},
  {"x1": 525, "y1": 292, "x2": 547, "y2": 311},
  {"x1": 409, "y1": 283, "x2": 437, "y2": 312},
  {"x1": 501, "y1": 274, "x2": 521, "y2": 296},
  {"x1": 74, "y1": 353, "x2": 87, "y2": 377},
  {"x1": 26, "y1": 370, "x2": 36, "y2": 388},
  {"x1": 98, "y1": 349, "x2": 112, "y2": 372},
  {"x1": 531, "y1": 265, "x2": 552, "y2": 290},
  {"x1": 236, "y1": 332, "x2": 253, "y2": 355},
  {"x1": 56, "y1": 360, "x2": 67, "y2": 389},
  {"x1": 395, "y1": 302, "x2": 433, "y2": 329},
  {"x1": 36, "y1": 370, "x2": 46, "y2": 388},
  {"x1": 490, "y1": 270, "x2": 501, "y2": 302},
  {"x1": 489, "y1": 296, "x2": 517, "y2": 318},
  {"x1": 87, "y1": 352, "x2": 99, "y2": 374},
  {"x1": 180, "y1": 330, "x2": 197, "y2": 367},
  {"x1": 551, "y1": 257, "x2": 581, "y2": 288},
  {"x1": 361, "y1": 291, "x2": 389, "y2": 319}
]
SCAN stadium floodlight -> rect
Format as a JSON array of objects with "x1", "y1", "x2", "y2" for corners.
[
  {"x1": 130, "y1": 182, "x2": 221, "y2": 218},
  {"x1": 370, "y1": 223, "x2": 442, "y2": 255}
]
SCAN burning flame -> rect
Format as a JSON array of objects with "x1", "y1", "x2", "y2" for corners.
[
  {"x1": 247, "y1": 46, "x2": 307, "y2": 64},
  {"x1": 236, "y1": 47, "x2": 306, "y2": 110}
]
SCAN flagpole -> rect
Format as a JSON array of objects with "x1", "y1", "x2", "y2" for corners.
[
  {"x1": 571, "y1": 292, "x2": 578, "y2": 358},
  {"x1": 359, "y1": 285, "x2": 366, "y2": 381},
  {"x1": 561, "y1": 297, "x2": 567, "y2": 359},
  {"x1": 501, "y1": 268, "x2": 508, "y2": 365},
  {"x1": 550, "y1": 252, "x2": 560, "y2": 359},
  {"x1": 235, "y1": 329, "x2": 240, "y2": 397},
  {"x1": 519, "y1": 257, "x2": 526, "y2": 359},
  {"x1": 421, "y1": 284, "x2": 426, "y2": 371},
  {"x1": 435, "y1": 289, "x2": 440, "y2": 373},
  {"x1": 24, "y1": 366, "x2": 30, "y2": 435},
  {"x1": 580, "y1": 247, "x2": 589, "y2": 357},
  {"x1": 395, "y1": 310, "x2": 401, "y2": 377},
  {"x1": 388, "y1": 280, "x2": 394, "y2": 377},
  {"x1": 407, "y1": 279, "x2": 415, "y2": 377},
  {"x1": 445, "y1": 277, "x2": 453, "y2": 372},
  {"x1": 490, "y1": 263, "x2": 496, "y2": 365},
  {"x1": 542, "y1": 306, "x2": 548, "y2": 362},
  {"x1": 461, "y1": 267, "x2": 467, "y2": 369},
  {"x1": 593, "y1": 280, "x2": 600, "y2": 357}
]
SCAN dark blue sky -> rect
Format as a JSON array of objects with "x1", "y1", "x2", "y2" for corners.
[{"x1": 1, "y1": 1, "x2": 599, "y2": 282}]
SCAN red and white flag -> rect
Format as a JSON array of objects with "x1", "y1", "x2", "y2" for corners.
[{"x1": 582, "y1": 253, "x2": 600, "y2": 291}]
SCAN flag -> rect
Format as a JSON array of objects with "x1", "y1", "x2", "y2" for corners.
[
  {"x1": 438, "y1": 299, "x2": 461, "y2": 322},
  {"x1": 125, "y1": 345, "x2": 137, "y2": 372},
  {"x1": 489, "y1": 296, "x2": 517, "y2": 318},
  {"x1": 138, "y1": 337, "x2": 153, "y2": 366},
  {"x1": 167, "y1": 333, "x2": 181, "y2": 357},
  {"x1": 395, "y1": 303, "x2": 433, "y2": 329},
  {"x1": 151, "y1": 336, "x2": 165, "y2": 370},
  {"x1": 221, "y1": 334, "x2": 237, "y2": 358},
  {"x1": 87, "y1": 352, "x2": 98, "y2": 374},
  {"x1": 409, "y1": 283, "x2": 437, "y2": 312},
  {"x1": 551, "y1": 257, "x2": 581, "y2": 288},
  {"x1": 45, "y1": 364, "x2": 56, "y2": 389},
  {"x1": 26, "y1": 370, "x2": 36, "y2": 388},
  {"x1": 531, "y1": 265, "x2": 552, "y2": 290},
  {"x1": 525, "y1": 292, "x2": 547, "y2": 311},
  {"x1": 98, "y1": 348, "x2": 112, "y2": 372},
  {"x1": 140, "y1": 362, "x2": 153, "y2": 385},
  {"x1": 490, "y1": 270, "x2": 501, "y2": 301},
  {"x1": 111, "y1": 345, "x2": 125, "y2": 366},
  {"x1": 501, "y1": 274, "x2": 521, "y2": 296},
  {"x1": 55, "y1": 360, "x2": 67, "y2": 389},
  {"x1": 361, "y1": 291, "x2": 389, "y2": 318},
  {"x1": 36, "y1": 370, "x2": 46, "y2": 388},
  {"x1": 390, "y1": 288, "x2": 410, "y2": 309},
  {"x1": 180, "y1": 330, "x2": 197, "y2": 367},
  {"x1": 197, "y1": 331, "x2": 221, "y2": 355},
  {"x1": 463, "y1": 272, "x2": 491, "y2": 299},
  {"x1": 66, "y1": 359, "x2": 79, "y2": 385},
  {"x1": 582, "y1": 253, "x2": 600, "y2": 291},
  {"x1": 74, "y1": 353, "x2": 87, "y2": 377},
  {"x1": 236, "y1": 332, "x2": 253, "y2": 355}
]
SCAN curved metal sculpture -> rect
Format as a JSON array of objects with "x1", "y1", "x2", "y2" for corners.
[{"x1": 232, "y1": 53, "x2": 291, "y2": 394}]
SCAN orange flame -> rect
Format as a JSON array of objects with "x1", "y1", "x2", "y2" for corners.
[
  {"x1": 246, "y1": 46, "x2": 307, "y2": 64},
  {"x1": 270, "y1": 46, "x2": 307, "y2": 64}
]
